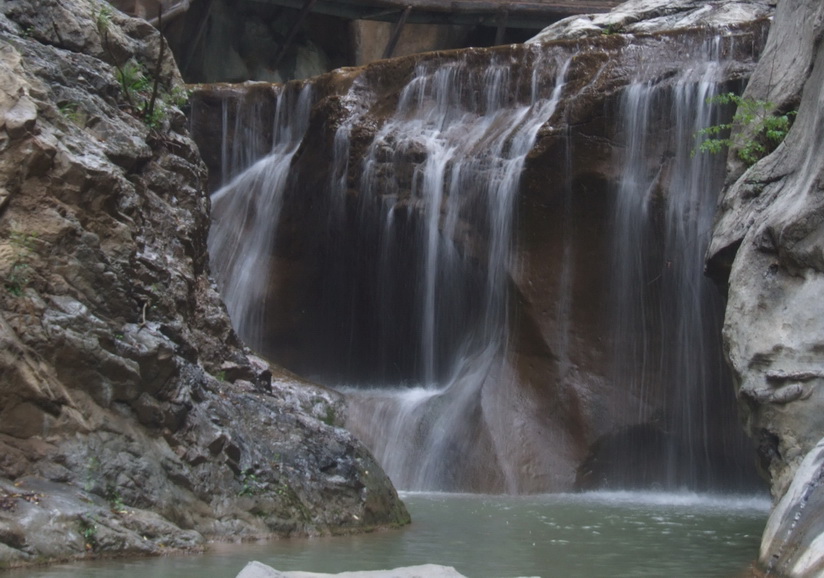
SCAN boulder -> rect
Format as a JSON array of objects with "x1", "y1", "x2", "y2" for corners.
[{"x1": 759, "y1": 437, "x2": 824, "y2": 577}]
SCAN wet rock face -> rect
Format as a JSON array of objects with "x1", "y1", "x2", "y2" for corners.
[
  {"x1": 708, "y1": 0, "x2": 824, "y2": 502},
  {"x1": 707, "y1": 0, "x2": 824, "y2": 573},
  {"x1": 0, "y1": 0, "x2": 408, "y2": 569}
]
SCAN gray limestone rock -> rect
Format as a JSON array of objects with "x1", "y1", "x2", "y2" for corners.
[
  {"x1": 759, "y1": 437, "x2": 824, "y2": 577},
  {"x1": 0, "y1": 0, "x2": 408, "y2": 570},
  {"x1": 708, "y1": 0, "x2": 824, "y2": 500},
  {"x1": 528, "y1": 0, "x2": 774, "y2": 43},
  {"x1": 707, "y1": 0, "x2": 824, "y2": 574}
]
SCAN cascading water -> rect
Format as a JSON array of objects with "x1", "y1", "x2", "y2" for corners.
[
  {"x1": 341, "y1": 54, "x2": 573, "y2": 492},
  {"x1": 208, "y1": 85, "x2": 313, "y2": 349},
  {"x1": 600, "y1": 37, "x2": 754, "y2": 490},
  {"x1": 203, "y1": 27, "x2": 765, "y2": 495}
]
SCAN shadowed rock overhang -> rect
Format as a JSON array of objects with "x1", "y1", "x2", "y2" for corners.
[
  {"x1": 251, "y1": 0, "x2": 621, "y2": 28},
  {"x1": 160, "y1": 0, "x2": 623, "y2": 29}
]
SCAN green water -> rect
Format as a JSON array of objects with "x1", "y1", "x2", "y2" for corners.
[{"x1": 11, "y1": 492, "x2": 768, "y2": 578}]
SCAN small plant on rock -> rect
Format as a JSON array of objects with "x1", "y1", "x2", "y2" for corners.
[
  {"x1": 95, "y1": 2, "x2": 178, "y2": 131},
  {"x1": 695, "y1": 93, "x2": 796, "y2": 166},
  {"x1": 117, "y1": 59, "x2": 152, "y2": 102},
  {"x1": 238, "y1": 469, "x2": 264, "y2": 497},
  {"x1": 105, "y1": 485, "x2": 128, "y2": 515},
  {"x1": 79, "y1": 517, "x2": 98, "y2": 551},
  {"x1": 83, "y1": 455, "x2": 101, "y2": 492},
  {"x1": 94, "y1": 3, "x2": 113, "y2": 34},
  {"x1": 2, "y1": 232, "x2": 38, "y2": 297},
  {"x1": 58, "y1": 102, "x2": 85, "y2": 126}
]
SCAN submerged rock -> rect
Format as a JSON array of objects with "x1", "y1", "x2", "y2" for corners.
[{"x1": 0, "y1": 0, "x2": 408, "y2": 569}]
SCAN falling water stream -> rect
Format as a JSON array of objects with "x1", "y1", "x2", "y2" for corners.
[
  {"x1": 208, "y1": 85, "x2": 313, "y2": 349},
  {"x1": 598, "y1": 38, "x2": 754, "y2": 490},
  {"x1": 340, "y1": 55, "x2": 573, "y2": 491},
  {"x1": 207, "y1": 36, "x2": 757, "y2": 494}
]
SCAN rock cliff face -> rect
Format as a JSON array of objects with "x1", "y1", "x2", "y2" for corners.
[
  {"x1": 0, "y1": 0, "x2": 408, "y2": 568},
  {"x1": 707, "y1": 0, "x2": 824, "y2": 574}
]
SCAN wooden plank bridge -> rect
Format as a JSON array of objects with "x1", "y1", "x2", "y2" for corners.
[
  {"x1": 248, "y1": 0, "x2": 623, "y2": 60},
  {"x1": 144, "y1": 0, "x2": 622, "y2": 70}
]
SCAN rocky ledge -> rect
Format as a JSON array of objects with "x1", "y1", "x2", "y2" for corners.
[{"x1": 0, "y1": 0, "x2": 408, "y2": 569}]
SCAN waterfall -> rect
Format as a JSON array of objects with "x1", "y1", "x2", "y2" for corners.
[
  {"x1": 342, "y1": 54, "x2": 573, "y2": 492},
  {"x1": 208, "y1": 85, "x2": 313, "y2": 350},
  {"x1": 203, "y1": 29, "x2": 764, "y2": 495},
  {"x1": 604, "y1": 38, "x2": 752, "y2": 490}
]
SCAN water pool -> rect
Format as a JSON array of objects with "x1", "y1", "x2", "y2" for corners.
[{"x1": 11, "y1": 491, "x2": 769, "y2": 578}]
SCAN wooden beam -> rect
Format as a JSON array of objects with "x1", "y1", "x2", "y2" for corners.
[
  {"x1": 273, "y1": 0, "x2": 320, "y2": 70},
  {"x1": 149, "y1": 0, "x2": 190, "y2": 26},
  {"x1": 246, "y1": 0, "x2": 620, "y2": 29},
  {"x1": 383, "y1": 5, "x2": 412, "y2": 59},
  {"x1": 180, "y1": 0, "x2": 214, "y2": 77},
  {"x1": 494, "y1": 8, "x2": 508, "y2": 45}
]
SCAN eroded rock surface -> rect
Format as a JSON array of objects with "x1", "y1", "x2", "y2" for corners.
[
  {"x1": 528, "y1": 0, "x2": 775, "y2": 42},
  {"x1": 0, "y1": 0, "x2": 408, "y2": 569},
  {"x1": 707, "y1": 0, "x2": 824, "y2": 574}
]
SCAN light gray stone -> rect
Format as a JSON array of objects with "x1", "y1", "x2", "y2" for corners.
[
  {"x1": 237, "y1": 561, "x2": 287, "y2": 578},
  {"x1": 707, "y1": 0, "x2": 824, "y2": 574},
  {"x1": 236, "y1": 563, "x2": 469, "y2": 578},
  {"x1": 709, "y1": 0, "x2": 824, "y2": 501},
  {"x1": 759, "y1": 437, "x2": 824, "y2": 577},
  {"x1": 528, "y1": 0, "x2": 774, "y2": 43}
]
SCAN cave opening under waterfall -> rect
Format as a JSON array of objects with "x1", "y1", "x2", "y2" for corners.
[{"x1": 199, "y1": 31, "x2": 765, "y2": 495}]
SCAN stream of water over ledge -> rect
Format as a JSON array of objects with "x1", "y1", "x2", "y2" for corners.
[
  {"x1": 14, "y1": 492, "x2": 768, "y2": 578},
  {"x1": 198, "y1": 25, "x2": 767, "y2": 493}
]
